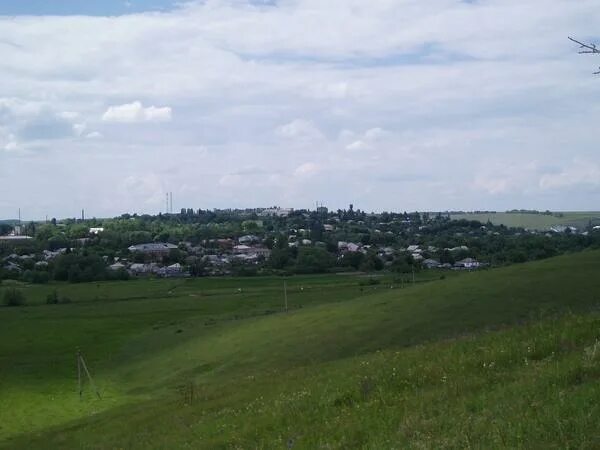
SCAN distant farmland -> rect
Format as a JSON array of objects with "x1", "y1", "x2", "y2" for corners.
[{"x1": 450, "y1": 211, "x2": 600, "y2": 230}]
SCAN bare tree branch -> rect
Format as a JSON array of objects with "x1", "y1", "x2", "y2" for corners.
[
  {"x1": 569, "y1": 37, "x2": 600, "y2": 74},
  {"x1": 568, "y1": 37, "x2": 600, "y2": 54}
]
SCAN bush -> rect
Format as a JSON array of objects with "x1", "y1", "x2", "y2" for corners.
[
  {"x1": 46, "y1": 290, "x2": 59, "y2": 304},
  {"x1": 3, "y1": 288, "x2": 26, "y2": 307}
]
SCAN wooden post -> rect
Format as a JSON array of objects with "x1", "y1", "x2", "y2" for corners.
[{"x1": 77, "y1": 349, "x2": 82, "y2": 400}]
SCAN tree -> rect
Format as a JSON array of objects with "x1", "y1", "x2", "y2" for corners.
[
  {"x1": 360, "y1": 252, "x2": 384, "y2": 272},
  {"x1": 0, "y1": 224, "x2": 12, "y2": 235},
  {"x1": 268, "y1": 248, "x2": 290, "y2": 269},
  {"x1": 339, "y1": 251, "x2": 364, "y2": 270},
  {"x1": 295, "y1": 247, "x2": 335, "y2": 274}
]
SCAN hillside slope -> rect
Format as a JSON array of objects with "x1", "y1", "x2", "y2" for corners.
[{"x1": 2, "y1": 251, "x2": 600, "y2": 448}]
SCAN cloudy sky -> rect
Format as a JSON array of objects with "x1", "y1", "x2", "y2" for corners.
[{"x1": 1, "y1": 0, "x2": 599, "y2": 220}]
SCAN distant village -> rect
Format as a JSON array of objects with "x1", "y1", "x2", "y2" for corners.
[{"x1": 1, "y1": 206, "x2": 599, "y2": 282}]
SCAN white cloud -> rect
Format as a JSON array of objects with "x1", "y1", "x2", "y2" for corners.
[
  {"x1": 364, "y1": 128, "x2": 388, "y2": 141},
  {"x1": 4, "y1": 141, "x2": 18, "y2": 152},
  {"x1": 59, "y1": 111, "x2": 80, "y2": 120},
  {"x1": 102, "y1": 101, "x2": 172, "y2": 123},
  {"x1": 1, "y1": 1, "x2": 600, "y2": 217},
  {"x1": 276, "y1": 119, "x2": 324, "y2": 141},
  {"x1": 294, "y1": 162, "x2": 321, "y2": 177},
  {"x1": 346, "y1": 140, "x2": 368, "y2": 151},
  {"x1": 73, "y1": 123, "x2": 87, "y2": 136},
  {"x1": 345, "y1": 127, "x2": 389, "y2": 151},
  {"x1": 85, "y1": 131, "x2": 103, "y2": 139}
]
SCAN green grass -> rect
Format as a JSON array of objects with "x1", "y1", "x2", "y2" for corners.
[
  {"x1": 450, "y1": 211, "x2": 600, "y2": 230},
  {"x1": 1, "y1": 252, "x2": 599, "y2": 448}
]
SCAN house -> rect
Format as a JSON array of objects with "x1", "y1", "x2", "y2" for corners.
[
  {"x1": 216, "y1": 239, "x2": 234, "y2": 250},
  {"x1": 3, "y1": 261, "x2": 22, "y2": 272},
  {"x1": 406, "y1": 245, "x2": 420, "y2": 253},
  {"x1": 301, "y1": 239, "x2": 312, "y2": 246},
  {"x1": 422, "y1": 259, "x2": 441, "y2": 269},
  {"x1": 259, "y1": 207, "x2": 293, "y2": 217},
  {"x1": 43, "y1": 249, "x2": 67, "y2": 260},
  {"x1": 346, "y1": 243, "x2": 360, "y2": 252},
  {"x1": 323, "y1": 224, "x2": 335, "y2": 232},
  {"x1": 166, "y1": 263, "x2": 183, "y2": 275},
  {"x1": 454, "y1": 258, "x2": 480, "y2": 269},
  {"x1": 129, "y1": 263, "x2": 150, "y2": 274},
  {"x1": 109, "y1": 262, "x2": 126, "y2": 271},
  {"x1": 238, "y1": 235, "x2": 260, "y2": 245},
  {"x1": 89, "y1": 227, "x2": 104, "y2": 235},
  {"x1": 251, "y1": 247, "x2": 271, "y2": 258},
  {"x1": 550, "y1": 225, "x2": 577, "y2": 233},
  {"x1": 446, "y1": 245, "x2": 469, "y2": 253},
  {"x1": 129, "y1": 263, "x2": 164, "y2": 275},
  {"x1": 233, "y1": 253, "x2": 260, "y2": 263},
  {"x1": 233, "y1": 244, "x2": 253, "y2": 254},
  {"x1": 412, "y1": 253, "x2": 424, "y2": 261},
  {"x1": 128, "y1": 243, "x2": 177, "y2": 256}
]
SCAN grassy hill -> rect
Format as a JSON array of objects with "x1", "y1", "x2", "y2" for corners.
[
  {"x1": 450, "y1": 211, "x2": 600, "y2": 230},
  {"x1": 1, "y1": 252, "x2": 599, "y2": 448}
]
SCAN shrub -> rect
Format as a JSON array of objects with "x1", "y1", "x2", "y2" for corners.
[
  {"x1": 46, "y1": 290, "x2": 59, "y2": 304},
  {"x1": 3, "y1": 288, "x2": 26, "y2": 307}
]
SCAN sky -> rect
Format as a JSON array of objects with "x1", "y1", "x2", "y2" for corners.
[{"x1": 1, "y1": 0, "x2": 599, "y2": 220}]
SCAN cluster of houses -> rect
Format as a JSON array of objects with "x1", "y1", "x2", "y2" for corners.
[
  {"x1": 334, "y1": 241, "x2": 484, "y2": 270},
  {"x1": 110, "y1": 261, "x2": 185, "y2": 277},
  {"x1": 422, "y1": 257, "x2": 484, "y2": 270},
  {"x1": 106, "y1": 235, "x2": 273, "y2": 277},
  {"x1": 1, "y1": 222, "x2": 492, "y2": 278},
  {"x1": 2, "y1": 248, "x2": 68, "y2": 274}
]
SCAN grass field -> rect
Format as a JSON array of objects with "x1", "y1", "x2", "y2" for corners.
[
  {"x1": 1, "y1": 253, "x2": 599, "y2": 448},
  {"x1": 450, "y1": 211, "x2": 600, "y2": 230}
]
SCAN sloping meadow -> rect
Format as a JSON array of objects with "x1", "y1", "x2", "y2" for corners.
[{"x1": 1, "y1": 251, "x2": 600, "y2": 448}]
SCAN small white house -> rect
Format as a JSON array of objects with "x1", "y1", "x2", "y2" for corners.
[{"x1": 455, "y1": 258, "x2": 480, "y2": 269}]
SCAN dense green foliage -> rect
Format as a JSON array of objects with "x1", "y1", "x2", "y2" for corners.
[{"x1": 0, "y1": 251, "x2": 599, "y2": 448}]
